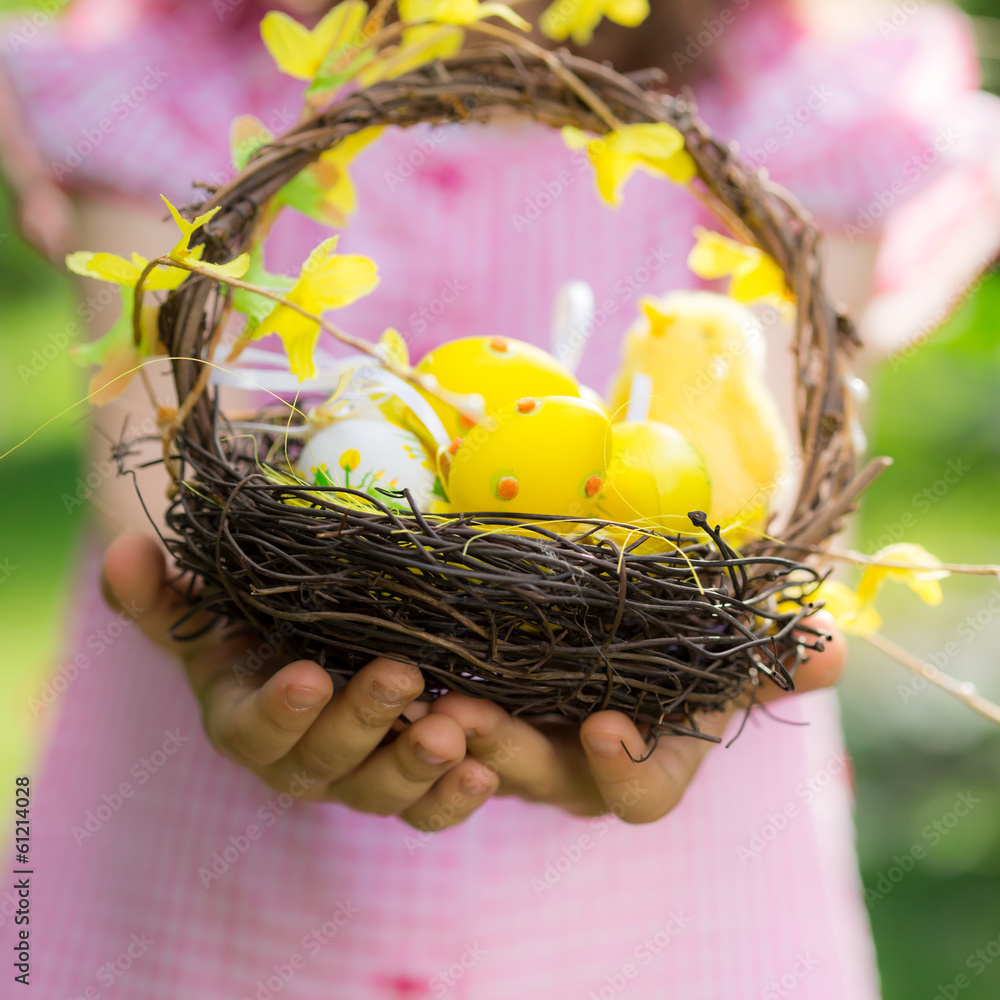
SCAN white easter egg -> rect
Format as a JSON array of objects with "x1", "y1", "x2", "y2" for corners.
[{"x1": 295, "y1": 417, "x2": 438, "y2": 512}]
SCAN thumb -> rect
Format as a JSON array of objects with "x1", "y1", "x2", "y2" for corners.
[{"x1": 101, "y1": 532, "x2": 216, "y2": 653}]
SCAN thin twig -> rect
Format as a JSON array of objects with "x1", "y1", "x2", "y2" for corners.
[
  {"x1": 468, "y1": 22, "x2": 622, "y2": 130},
  {"x1": 864, "y1": 631, "x2": 1000, "y2": 728},
  {"x1": 823, "y1": 548, "x2": 1000, "y2": 578},
  {"x1": 155, "y1": 256, "x2": 480, "y2": 423}
]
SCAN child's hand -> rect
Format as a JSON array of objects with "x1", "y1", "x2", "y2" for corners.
[
  {"x1": 425, "y1": 614, "x2": 845, "y2": 823},
  {"x1": 101, "y1": 533, "x2": 500, "y2": 830},
  {"x1": 101, "y1": 534, "x2": 844, "y2": 830}
]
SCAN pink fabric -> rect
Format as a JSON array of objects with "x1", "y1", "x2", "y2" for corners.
[
  {"x1": 6, "y1": 2, "x2": 998, "y2": 996},
  {"x1": 6, "y1": 0, "x2": 998, "y2": 351},
  {"x1": 14, "y1": 540, "x2": 875, "y2": 1000}
]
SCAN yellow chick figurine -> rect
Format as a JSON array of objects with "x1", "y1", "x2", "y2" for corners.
[
  {"x1": 608, "y1": 292, "x2": 789, "y2": 535},
  {"x1": 415, "y1": 337, "x2": 581, "y2": 439},
  {"x1": 599, "y1": 420, "x2": 711, "y2": 537},
  {"x1": 447, "y1": 395, "x2": 609, "y2": 517}
]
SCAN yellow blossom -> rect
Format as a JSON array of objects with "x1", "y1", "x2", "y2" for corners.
[
  {"x1": 377, "y1": 327, "x2": 410, "y2": 367},
  {"x1": 857, "y1": 543, "x2": 949, "y2": 609},
  {"x1": 254, "y1": 237, "x2": 379, "y2": 381},
  {"x1": 562, "y1": 123, "x2": 696, "y2": 207},
  {"x1": 230, "y1": 118, "x2": 382, "y2": 229},
  {"x1": 66, "y1": 247, "x2": 188, "y2": 403},
  {"x1": 160, "y1": 196, "x2": 250, "y2": 281},
  {"x1": 308, "y1": 127, "x2": 385, "y2": 226},
  {"x1": 687, "y1": 227, "x2": 791, "y2": 305},
  {"x1": 804, "y1": 580, "x2": 883, "y2": 637},
  {"x1": 399, "y1": 0, "x2": 529, "y2": 29},
  {"x1": 357, "y1": 24, "x2": 464, "y2": 85},
  {"x1": 541, "y1": 0, "x2": 649, "y2": 45},
  {"x1": 340, "y1": 448, "x2": 361, "y2": 471},
  {"x1": 261, "y1": 1, "x2": 368, "y2": 81},
  {"x1": 66, "y1": 250, "x2": 188, "y2": 291},
  {"x1": 359, "y1": 0, "x2": 527, "y2": 85}
]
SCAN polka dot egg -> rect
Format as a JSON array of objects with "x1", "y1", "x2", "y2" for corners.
[{"x1": 447, "y1": 395, "x2": 609, "y2": 516}]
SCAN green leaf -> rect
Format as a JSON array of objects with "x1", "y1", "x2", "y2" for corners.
[
  {"x1": 231, "y1": 246, "x2": 296, "y2": 337},
  {"x1": 431, "y1": 475, "x2": 449, "y2": 502},
  {"x1": 275, "y1": 169, "x2": 329, "y2": 224},
  {"x1": 231, "y1": 116, "x2": 275, "y2": 172},
  {"x1": 313, "y1": 464, "x2": 336, "y2": 487},
  {"x1": 306, "y1": 45, "x2": 377, "y2": 100}
]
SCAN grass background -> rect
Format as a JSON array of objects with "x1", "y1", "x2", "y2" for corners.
[{"x1": 2, "y1": 2, "x2": 1000, "y2": 997}]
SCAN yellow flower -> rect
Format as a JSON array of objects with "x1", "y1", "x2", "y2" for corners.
[
  {"x1": 160, "y1": 196, "x2": 250, "y2": 281},
  {"x1": 359, "y1": 0, "x2": 528, "y2": 85},
  {"x1": 230, "y1": 119, "x2": 382, "y2": 229},
  {"x1": 562, "y1": 123, "x2": 696, "y2": 207},
  {"x1": 377, "y1": 327, "x2": 410, "y2": 367},
  {"x1": 357, "y1": 24, "x2": 464, "y2": 85},
  {"x1": 254, "y1": 237, "x2": 379, "y2": 381},
  {"x1": 857, "y1": 543, "x2": 949, "y2": 609},
  {"x1": 687, "y1": 227, "x2": 791, "y2": 305},
  {"x1": 541, "y1": 0, "x2": 649, "y2": 45},
  {"x1": 787, "y1": 544, "x2": 949, "y2": 638},
  {"x1": 340, "y1": 448, "x2": 361, "y2": 471},
  {"x1": 261, "y1": 1, "x2": 368, "y2": 81},
  {"x1": 399, "y1": 0, "x2": 529, "y2": 29},
  {"x1": 804, "y1": 580, "x2": 883, "y2": 637},
  {"x1": 308, "y1": 127, "x2": 385, "y2": 226},
  {"x1": 66, "y1": 250, "x2": 188, "y2": 291},
  {"x1": 65, "y1": 247, "x2": 190, "y2": 404}
]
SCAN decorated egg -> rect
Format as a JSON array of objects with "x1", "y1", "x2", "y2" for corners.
[
  {"x1": 447, "y1": 395, "x2": 609, "y2": 516},
  {"x1": 415, "y1": 337, "x2": 581, "y2": 438},
  {"x1": 295, "y1": 417, "x2": 438, "y2": 512},
  {"x1": 599, "y1": 420, "x2": 711, "y2": 535},
  {"x1": 579, "y1": 384, "x2": 609, "y2": 414}
]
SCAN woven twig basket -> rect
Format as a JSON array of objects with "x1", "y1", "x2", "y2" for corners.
[{"x1": 155, "y1": 48, "x2": 873, "y2": 741}]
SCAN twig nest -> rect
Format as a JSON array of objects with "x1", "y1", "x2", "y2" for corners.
[{"x1": 146, "y1": 44, "x2": 860, "y2": 738}]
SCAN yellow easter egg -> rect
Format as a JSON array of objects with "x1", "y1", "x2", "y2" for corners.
[
  {"x1": 448, "y1": 395, "x2": 609, "y2": 517},
  {"x1": 415, "y1": 337, "x2": 580, "y2": 438},
  {"x1": 579, "y1": 384, "x2": 610, "y2": 415},
  {"x1": 599, "y1": 420, "x2": 711, "y2": 535}
]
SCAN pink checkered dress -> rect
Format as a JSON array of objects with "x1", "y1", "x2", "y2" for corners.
[{"x1": 4, "y1": 1, "x2": 998, "y2": 996}]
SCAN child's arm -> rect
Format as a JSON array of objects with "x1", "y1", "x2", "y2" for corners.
[{"x1": 101, "y1": 532, "x2": 844, "y2": 828}]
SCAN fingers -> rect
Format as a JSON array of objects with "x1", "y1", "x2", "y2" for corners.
[
  {"x1": 192, "y1": 652, "x2": 335, "y2": 769},
  {"x1": 328, "y1": 713, "x2": 468, "y2": 815},
  {"x1": 102, "y1": 533, "x2": 496, "y2": 823},
  {"x1": 101, "y1": 533, "x2": 218, "y2": 655},
  {"x1": 399, "y1": 756, "x2": 500, "y2": 832},
  {"x1": 759, "y1": 611, "x2": 846, "y2": 704},
  {"x1": 579, "y1": 709, "x2": 731, "y2": 824},
  {"x1": 428, "y1": 693, "x2": 600, "y2": 813},
  {"x1": 276, "y1": 657, "x2": 426, "y2": 784}
]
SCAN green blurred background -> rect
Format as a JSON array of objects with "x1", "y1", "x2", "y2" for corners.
[{"x1": 1, "y1": 2, "x2": 1000, "y2": 997}]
